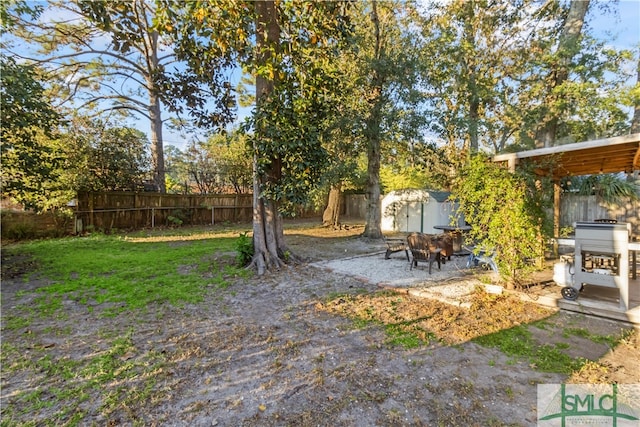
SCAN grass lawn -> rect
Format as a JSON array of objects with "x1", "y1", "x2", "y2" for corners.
[
  {"x1": 4, "y1": 229, "x2": 251, "y2": 316},
  {"x1": 1, "y1": 224, "x2": 637, "y2": 426}
]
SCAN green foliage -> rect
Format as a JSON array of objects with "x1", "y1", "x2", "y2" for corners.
[
  {"x1": 248, "y1": 91, "x2": 330, "y2": 214},
  {"x1": 211, "y1": 132, "x2": 253, "y2": 193},
  {"x1": 164, "y1": 132, "x2": 253, "y2": 195},
  {"x1": 568, "y1": 173, "x2": 639, "y2": 205},
  {"x1": 381, "y1": 141, "x2": 456, "y2": 192},
  {"x1": 167, "y1": 213, "x2": 184, "y2": 227},
  {"x1": 451, "y1": 155, "x2": 550, "y2": 286},
  {"x1": 0, "y1": 0, "x2": 43, "y2": 32},
  {"x1": 248, "y1": 1, "x2": 355, "y2": 215},
  {"x1": 8, "y1": 0, "x2": 230, "y2": 192},
  {"x1": 1, "y1": 53, "x2": 151, "y2": 210},
  {"x1": 61, "y1": 117, "x2": 152, "y2": 192},
  {"x1": 0, "y1": 56, "x2": 63, "y2": 211},
  {"x1": 379, "y1": 142, "x2": 456, "y2": 193},
  {"x1": 235, "y1": 232, "x2": 254, "y2": 267},
  {"x1": 417, "y1": 0, "x2": 636, "y2": 153},
  {"x1": 380, "y1": 165, "x2": 428, "y2": 193},
  {"x1": 162, "y1": 0, "x2": 354, "y2": 216}
]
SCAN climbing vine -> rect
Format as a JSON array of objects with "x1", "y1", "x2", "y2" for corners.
[{"x1": 450, "y1": 155, "x2": 551, "y2": 288}]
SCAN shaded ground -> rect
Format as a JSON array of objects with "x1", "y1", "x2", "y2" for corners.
[{"x1": 1, "y1": 222, "x2": 639, "y2": 426}]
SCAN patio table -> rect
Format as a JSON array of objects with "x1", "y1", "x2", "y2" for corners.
[{"x1": 433, "y1": 225, "x2": 471, "y2": 255}]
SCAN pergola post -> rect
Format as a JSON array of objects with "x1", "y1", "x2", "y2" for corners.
[{"x1": 553, "y1": 180, "x2": 561, "y2": 258}]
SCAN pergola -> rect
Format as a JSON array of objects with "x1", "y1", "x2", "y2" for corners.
[{"x1": 493, "y1": 133, "x2": 640, "y2": 243}]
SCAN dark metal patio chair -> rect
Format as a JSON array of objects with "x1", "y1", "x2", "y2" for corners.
[{"x1": 407, "y1": 232, "x2": 442, "y2": 274}]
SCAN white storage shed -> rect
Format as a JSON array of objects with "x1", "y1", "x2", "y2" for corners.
[{"x1": 380, "y1": 189, "x2": 465, "y2": 233}]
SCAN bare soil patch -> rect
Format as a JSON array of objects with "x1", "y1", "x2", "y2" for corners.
[{"x1": 1, "y1": 222, "x2": 638, "y2": 426}]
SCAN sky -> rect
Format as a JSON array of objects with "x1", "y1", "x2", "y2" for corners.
[
  {"x1": 589, "y1": 0, "x2": 639, "y2": 50},
  {"x1": 8, "y1": 0, "x2": 640, "y2": 150},
  {"x1": 163, "y1": 0, "x2": 640, "y2": 150}
]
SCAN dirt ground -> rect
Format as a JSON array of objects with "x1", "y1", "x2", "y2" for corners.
[{"x1": 1, "y1": 222, "x2": 639, "y2": 426}]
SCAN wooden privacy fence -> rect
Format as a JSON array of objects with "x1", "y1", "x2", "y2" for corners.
[
  {"x1": 558, "y1": 194, "x2": 639, "y2": 237},
  {"x1": 75, "y1": 192, "x2": 254, "y2": 232},
  {"x1": 6, "y1": 191, "x2": 636, "y2": 237}
]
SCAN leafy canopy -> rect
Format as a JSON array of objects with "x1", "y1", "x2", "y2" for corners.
[
  {"x1": 0, "y1": 57, "x2": 63, "y2": 211},
  {"x1": 158, "y1": 0, "x2": 353, "y2": 214}
]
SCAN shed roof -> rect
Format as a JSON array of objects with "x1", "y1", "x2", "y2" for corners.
[
  {"x1": 493, "y1": 133, "x2": 640, "y2": 178},
  {"x1": 383, "y1": 189, "x2": 451, "y2": 203}
]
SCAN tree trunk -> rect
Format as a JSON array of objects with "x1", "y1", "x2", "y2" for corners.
[
  {"x1": 322, "y1": 184, "x2": 342, "y2": 227},
  {"x1": 536, "y1": 0, "x2": 590, "y2": 148},
  {"x1": 146, "y1": 26, "x2": 166, "y2": 193},
  {"x1": 149, "y1": 87, "x2": 166, "y2": 193},
  {"x1": 362, "y1": 1, "x2": 383, "y2": 239},
  {"x1": 363, "y1": 119, "x2": 382, "y2": 238},
  {"x1": 251, "y1": 0, "x2": 290, "y2": 275},
  {"x1": 468, "y1": 89, "x2": 480, "y2": 153},
  {"x1": 631, "y1": 57, "x2": 640, "y2": 134},
  {"x1": 463, "y1": 1, "x2": 480, "y2": 153}
]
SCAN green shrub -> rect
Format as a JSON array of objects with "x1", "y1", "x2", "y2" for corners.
[
  {"x1": 2, "y1": 221, "x2": 38, "y2": 240},
  {"x1": 450, "y1": 155, "x2": 551, "y2": 288},
  {"x1": 235, "y1": 232, "x2": 254, "y2": 266},
  {"x1": 167, "y1": 209, "x2": 186, "y2": 227}
]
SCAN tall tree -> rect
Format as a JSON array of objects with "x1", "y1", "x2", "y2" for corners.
[
  {"x1": 0, "y1": 57, "x2": 63, "y2": 211},
  {"x1": 631, "y1": 56, "x2": 640, "y2": 134},
  {"x1": 419, "y1": 0, "x2": 544, "y2": 154},
  {"x1": 419, "y1": 0, "x2": 633, "y2": 153},
  {"x1": 342, "y1": 1, "x2": 426, "y2": 239},
  {"x1": 534, "y1": 0, "x2": 590, "y2": 147},
  {"x1": 362, "y1": 1, "x2": 385, "y2": 239},
  {"x1": 160, "y1": 0, "x2": 352, "y2": 273},
  {"x1": 525, "y1": 0, "x2": 635, "y2": 146},
  {"x1": 5, "y1": 0, "x2": 235, "y2": 193}
]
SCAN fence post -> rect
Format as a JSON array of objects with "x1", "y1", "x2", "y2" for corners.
[
  {"x1": 152, "y1": 208, "x2": 155, "y2": 228},
  {"x1": 211, "y1": 206, "x2": 214, "y2": 225},
  {"x1": 89, "y1": 195, "x2": 94, "y2": 229}
]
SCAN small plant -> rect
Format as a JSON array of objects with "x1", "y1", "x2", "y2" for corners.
[
  {"x1": 235, "y1": 232, "x2": 254, "y2": 266},
  {"x1": 167, "y1": 216, "x2": 183, "y2": 226},
  {"x1": 559, "y1": 226, "x2": 574, "y2": 238},
  {"x1": 167, "y1": 209, "x2": 188, "y2": 227},
  {"x1": 384, "y1": 324, "x2": 423, "y2": 349},
  {"x1": 504, "y1": 386, "x2": 514, "y2": 399}
]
